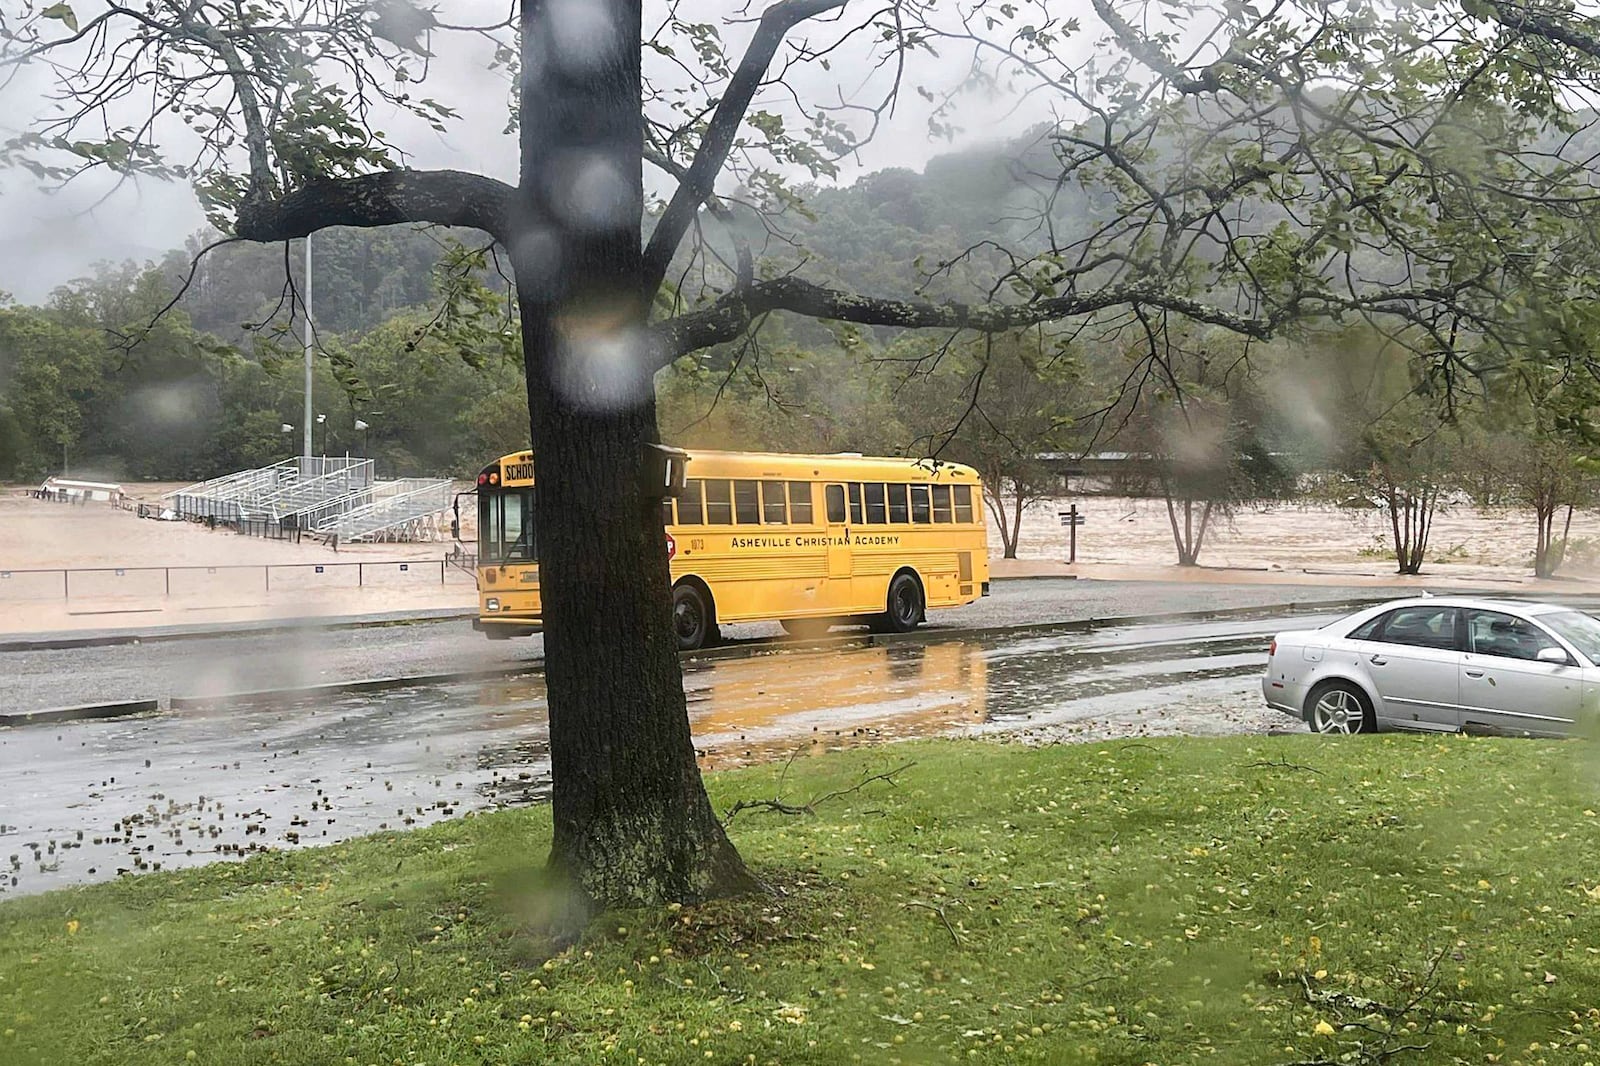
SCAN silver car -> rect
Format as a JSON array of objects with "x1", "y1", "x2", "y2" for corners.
[{"x1": 1263, "y1": 596, "x2": 1600, "y2": 736}]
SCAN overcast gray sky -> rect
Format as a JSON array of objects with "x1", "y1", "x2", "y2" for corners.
[{"x1": 0, "y1": 0, "x2": 1092, "y2": 302}]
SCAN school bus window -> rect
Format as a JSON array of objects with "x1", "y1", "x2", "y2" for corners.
[
  {"x1": 888, "y1": 483, "x2": 910, "y2": 523},
  {"x1": 910, "y1": 484, "x2": 931, "y2": 523},
  {"x1": 788, "y1": 481, "x2": 813, "y2": 524},
  {"x1": 661, "y1": 499, "x2": 674, "y2": 525},
  {"x1": 825, "y1": 484, "x2": 846, "y2": 523},
  {"x1": 865, "y1": 482, "x2": 887, "y2": 524},
  {"x1": 848, "y1": 483, "x2": 864, "y2": 525},
  {"x1": 931, "y1": 484, "x2": 952, "y2": 523},
  {"x1": 761, "y1": 480, "x2": 787, "y2": 524},
  {"x1": 734, "y1": 480, "x2": 760, "y2": 524},
  {"x1": 678, "y1": 479, "x2": 704, "y2": 524},
  {"x1": 953, "y1": 484, "x2": 974, "y2": 523},
  {"x1": 705, "y1": 479, "x2": 733, "y2": 524}
]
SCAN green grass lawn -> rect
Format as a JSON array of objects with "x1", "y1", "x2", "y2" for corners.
[{"x1": 6, "y1": 733, "x2": 1600, "y2": 1066}]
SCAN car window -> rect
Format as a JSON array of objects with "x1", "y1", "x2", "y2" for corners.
[
  {"x1": 1374, "y1": 606, "x2": 1458, "y2": 650},
  {"x1": 1348, "y1": 615, "x2": 1384, "y2": 641},
  {"x1": 1465, "y1": 609, "x2": 1563, "y2": 662},
  {"x1": 1540, "y1": 610, "x2": 1600, "y2": 664}
]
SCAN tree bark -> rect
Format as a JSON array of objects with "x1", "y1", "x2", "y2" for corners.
[
  {"x1": 1558, "y1": 502, "x2": 1576, "y2": 576},
  {"x1": 1190, "y1": 499, "x2": 1215, "y2": 564},
  {"x1": 516, "y1": 0, "x2": 753, "y2": 919},
  {"x1": 1535, "y1": 499, "x2": 1554, "y2": 578},
  {"x1": 1009, "y1": 484, "x2": 1025, "y2": 561},
  {"x1": 1160, "y1": 476, "x2": 1192, "y2": 566},
  {"x1": 984, "y1": 484, "x2": 1017, "y2": 559}
]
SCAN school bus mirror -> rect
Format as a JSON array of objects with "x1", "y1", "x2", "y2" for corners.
[
  {"x1": 642, "y1": 443, "x2": 690, "y2": 498},
  {"x1": 450, "y1": 518, "x2": 460, "y2": 539}
]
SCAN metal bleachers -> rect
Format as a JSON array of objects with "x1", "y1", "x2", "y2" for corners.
[
  {"x1": 164, "y1": 457, "x2": 302, "y2": 522},
  {"x1": 313, "y1": 478, "x2": 455, "y2": 543},
  {"x1": 246, "y1": 459, "x2": 374, "y2": 527},
  {"x1": 164, "y1": 457, "x2": 451, "y2": 542}
]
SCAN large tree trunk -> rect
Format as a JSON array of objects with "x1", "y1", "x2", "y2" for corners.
[{"x1": 517, "y1": 0, "x2": 754, "y2": 919}]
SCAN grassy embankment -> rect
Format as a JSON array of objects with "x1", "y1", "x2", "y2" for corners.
[{"x1": 6, "y1": 734, "x2": 1600, "y2": 1065}]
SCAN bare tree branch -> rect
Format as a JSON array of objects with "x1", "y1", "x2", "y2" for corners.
[
  {"x1": 641, "y1": 0, "x2": 849, "y2": 292},
  {"x1": 657, "y1": 276, "x2": 1278, "y2": 362},
  {"x1": 235, "y1": 170, "x2": 516, "y2": 244}
]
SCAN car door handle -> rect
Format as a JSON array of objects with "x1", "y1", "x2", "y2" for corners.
[
  {"x1": 1465, "y1": 669, "x2": 1485, "y2": 678},
  {"x1": 1369, "y1": 655, "x2": 1387, "y2": 666}
]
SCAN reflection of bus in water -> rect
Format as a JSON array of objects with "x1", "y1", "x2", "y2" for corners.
[
  {"x1": 684, "y1": 640, "x2": 988, "y2": 768},
  {"x1": 464, "y1": 640, "x2": 989, "y2": 773},
  {"x1": 473, "y1": 448, "x2": 990, "y2": 650}
]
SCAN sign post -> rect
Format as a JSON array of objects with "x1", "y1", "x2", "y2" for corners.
[{"x1": 1058, "y1": 504, "x2": 1084, "y2": 564}]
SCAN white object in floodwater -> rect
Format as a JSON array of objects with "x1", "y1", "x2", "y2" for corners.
[{"x1": 35, "y1": 477, "x2": 124, "y2": 504}]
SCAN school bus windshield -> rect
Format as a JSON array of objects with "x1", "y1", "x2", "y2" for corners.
[{"x1": 479, "y1": 488, "x2": 537, "y2": 564}]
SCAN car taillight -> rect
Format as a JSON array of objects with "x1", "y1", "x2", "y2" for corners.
[{"x1": 1268, "y1": 639, "x2": 1277, "y2": 657}]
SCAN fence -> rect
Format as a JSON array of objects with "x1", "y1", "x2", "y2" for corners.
[{"x1": 0, "y1": 558, "x2": 473, "y2": 603}]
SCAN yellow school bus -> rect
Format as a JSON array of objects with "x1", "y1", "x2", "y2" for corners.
[{"x1": 473, "y1": 448, "x2": 990, "y2": 650}]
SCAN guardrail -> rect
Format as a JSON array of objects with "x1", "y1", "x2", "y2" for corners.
[{"x1": 0, "y1": 558, "x2": 472, "y2": 602}]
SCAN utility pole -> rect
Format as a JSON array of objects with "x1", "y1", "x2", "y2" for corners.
[{"x1": 303, "y1": 234, "x2": 313, "y2": 459}]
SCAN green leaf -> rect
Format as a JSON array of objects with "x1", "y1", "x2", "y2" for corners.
[{"x1": 40, "y1": 2, "x2": 77, "y2": 31}]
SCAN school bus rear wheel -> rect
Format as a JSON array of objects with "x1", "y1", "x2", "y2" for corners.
[{"x1": 874, "y1": 571, "x2": 924, "y2": 634}]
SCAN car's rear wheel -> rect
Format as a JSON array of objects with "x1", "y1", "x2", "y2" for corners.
[{"x1": 1306, "y1": 681, "x2": 1374, "y2": 735}]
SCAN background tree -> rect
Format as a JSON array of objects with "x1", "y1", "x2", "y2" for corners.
[
  {"x1": 0, "y1": 297, "x2": 103, "y2": 478},
  {"x1": 898, "y1": 329, "x2": 1083, "y2": 560},
  {"x1": 1324, "y1": 339, "x2": 1469, "y2": 576},
  {"x1": 1103, "y1": 327, "x2": 1291, "y2": 566},
  {"x1": 1475, "y1": 347, "x2": 1600, "y2": 579}
]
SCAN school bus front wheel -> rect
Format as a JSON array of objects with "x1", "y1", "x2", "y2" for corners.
[{"x1": 672, "y1": 581, "x2": 719, "y2": 652}]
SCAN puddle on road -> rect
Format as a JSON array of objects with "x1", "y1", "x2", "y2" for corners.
[{"x1": 0, "y1": 629, "x2": 1280, "y2": 898}]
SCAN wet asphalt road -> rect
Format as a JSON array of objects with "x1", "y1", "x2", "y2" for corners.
[
  {"x1": 0, "y1": 610, "x2": 1337, "y2": 898},
  {"x1": 0, "y1": 578, "x2": 1392, "y2": 715}
]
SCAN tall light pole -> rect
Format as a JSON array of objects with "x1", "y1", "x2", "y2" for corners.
[
  {"x1": 354, "y1": 418, "x2": 370, "y2": 459},
  {"x1": 302, "y1": 234, "x2": 313, "y2": 458}
]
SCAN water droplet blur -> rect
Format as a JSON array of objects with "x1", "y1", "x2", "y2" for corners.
[
  {"x1": 544, "y1": 0, "x2": 621, "y2": 73},
  {"x1": 546, "y1": 149, "x2": 635, "y2": 232},
  {"x1": 553, "y1": 311, "x2": 658, "y2": 411}
]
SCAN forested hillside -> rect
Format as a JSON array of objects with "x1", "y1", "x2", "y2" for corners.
[{"x1": 0, "y1": 132, "x2": 1092, "y2": 482}]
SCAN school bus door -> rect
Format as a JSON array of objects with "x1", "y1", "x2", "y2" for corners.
[{"x1": 824, "y1": 483, "x2": 852, "y2": 597}]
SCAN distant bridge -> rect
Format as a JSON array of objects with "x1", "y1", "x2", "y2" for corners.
[{"x1": 1031, "y1": 451, "x2": 1312, "y2": 494}]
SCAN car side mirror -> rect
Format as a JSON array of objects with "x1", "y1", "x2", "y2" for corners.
[{"x1": 1537, "y1": 646, "x2": 1571, "y2": 665}]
